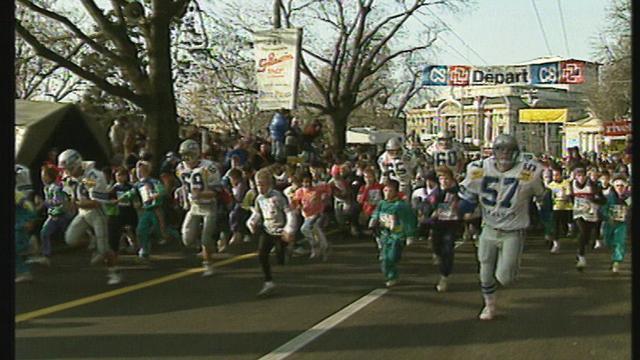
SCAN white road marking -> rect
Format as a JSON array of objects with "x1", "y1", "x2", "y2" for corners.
[{"x1": 259, "y1": 288, "x2": 388, "y2": 360}]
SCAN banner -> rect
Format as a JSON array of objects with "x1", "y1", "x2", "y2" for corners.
[
  {"x1": 422, "y1": 60, "x2": 586, "y2": 87},
  {"x1": 253, "y1": 28, "x2": 302, "y2": 110},
  {"x1": 519, "y1": 109, "x2": 568, "y2": 123},
  {"x1": 603, "y1": 119, "x2": 631, "y2": 137}
]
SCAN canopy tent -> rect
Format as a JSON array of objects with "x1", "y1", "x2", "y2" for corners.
[{"x1": 15, "y1": 100, "x2": 111, "y2": 177}]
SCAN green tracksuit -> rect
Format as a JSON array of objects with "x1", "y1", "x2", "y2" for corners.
[
  {"x1": 371, "y1": 198, "x2": 417, "y2": 281},
  {"x1": 601, "y1": 191, "x2": 631, "y2": 263}
]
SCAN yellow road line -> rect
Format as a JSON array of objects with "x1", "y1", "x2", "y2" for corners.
[{"x1": 16, "y1": 252, "x2": 257, "y2": 323}]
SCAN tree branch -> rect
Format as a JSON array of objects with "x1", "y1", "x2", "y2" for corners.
[
  {"x1": 301, "y1": 48, "x2": 332, "y2": 65},
  {"x1": 352, "y1": 86, "x2": 386, "y2": 110},
  {"x1": 16, "y1": 21, "x2": 144, "y2": 106}
]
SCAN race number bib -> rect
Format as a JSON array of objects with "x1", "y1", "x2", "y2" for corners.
[
  {"x1": 380, "y1": 213, "x2": 396, "y2": 230},
  {"x1": 436, "y1": 203, "x2": 457, "y2": 221},
  {"x1": 574, "y1": 198, "x2": 594, "y2": 218},
  {"x1": 610, "y1": 205, "x2": 627, "y2": 222}
]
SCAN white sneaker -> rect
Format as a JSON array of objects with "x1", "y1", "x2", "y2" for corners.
[
  {"x1": 107, "y1": 271, "x2": 123, "y2": 285},
  {"x1": 406, "y1": 237, "x2": 414, "y2": 246},
  {"x1": 479, "y1": 294, "x2": 496, "y2": 320},
  {"x1": 436, "y1": 276, "x2": 448, "y2": 292},
  {"x1": 432, "y1": 254, "x2": 440, "y2": 266},
  {"x1": 243, "y1": 234, "x2": 252, "y2": 243},
  {"x1": 202, "y1": 262, "x2": 215, "y2": 277},
  {"x1": 27, "y1": 256, "x2": 51, "y2": 266},
  {"x1": 257, "y1": 281, "x2": 276, "y2": 297},
  {"x1": 90, "y1": 252, "x2": 106, "y2": 266},
  {"x1": 612, "y1": 262, "x2": 620, "y2": 274},
  {"x1": 217, "y1": 239, "x2": 227, "y2": 253},
  {"x1": 385, "y1": 279, "x2": 398, "y2": 288},
  {"x1": 593, "y1": 240, "x2": 603, "y2": 249},
  {"x1": 550, "y1": 241, "x2": 560, "y2": 254},
  {"x1": 15, "y1": 272, "x2": 33, "y2": 283},
  {"x1": 576, "y1": 256, "x2": 587, "y2": 271},
  {"x1": 479, "y1": 304, "x2": 496, "y2": 320}
]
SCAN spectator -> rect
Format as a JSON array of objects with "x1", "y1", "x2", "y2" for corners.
[{"x1": 269, "y1": 109, "x2": 289, "y2": 163}]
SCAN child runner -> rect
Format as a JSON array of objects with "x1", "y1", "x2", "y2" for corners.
[
  {"x1": 247, "y1": 168, "x2": 298, "y2": 297},
  {"x1": 292, "y1": 172, "x2": 332, "y2": 260},
  {"x1": 601, "y1": 175, "x2": 631, "y2": 274},
  {"x1": 369, "y1": 179, "x2": 417, "y2": 287}
]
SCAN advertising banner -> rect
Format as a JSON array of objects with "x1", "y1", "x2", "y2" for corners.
[
  {"x1": 519, "y1": 109, "x2": 568, "y2": 123},
  {"x1": 253, "y1": 28, "x2": 302, "y2": 110},
  {"x1": 603, "y1": 120, "x2": 631, "y2": 137},
  {"x1": 422, "y1": 60, "x2": 586, "y2": 87}
]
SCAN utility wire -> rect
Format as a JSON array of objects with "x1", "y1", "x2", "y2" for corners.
[
  {"x1": 531, "y1": 0, "x2": 553, "y2": 55},
  {"x1": 418, "y1": 7, "x2": 490, "y2": 65},
  {"x1": 557, "y1": 0, "x2": 571, "y2": 56},
  {"x1": 413, "y1": 14, "x2": 476, "y2": 64}
]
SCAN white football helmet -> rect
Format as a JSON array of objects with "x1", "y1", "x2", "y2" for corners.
[
  {"x1": 15, "y1": 164, "x2": 33, "y2": 193},
  {"x1": 178, "y1": 139, "x2": 200, "y2": 162},
  {"x1": 57, "y1": 149, "x2": 83, "y2": 174},
  {"x1": 385, "y1": 138, "x2": 403, "y2": 151},
  {"x1": 493, "y1": 134, "x2": 520, "y2": 172}
]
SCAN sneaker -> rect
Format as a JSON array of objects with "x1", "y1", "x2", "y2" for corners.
[
  {"x1": 27, "y1": 256, "x2": 51, "y2": 266},
  {"x1": 479, "y1": 304, "x2": 496, "y2": 320},
  {"x1": 435, "y1": 276, "x2": 448, "y2": 292},
  {"x1": 385, "y1": 279, "x2": 398, "y2": 288},
  {"x1": 350, "y1": 225, "x2": 359, "y2": 237},
  {"x1": 576, "y1": 256, "x2": 587, "y2": 271},
  {"x1": 90, "y1": 252, "x2": 106, "y2": 266},
  {"x1": 406, "y1": 237, "x2": 414, "y2": 246},
  {"x1": 257, "y1": 281, "x2": 276, "y2": 297},
  {"x1": 202, "y1": 262, "x2": 215, "y2": 277},
  {"x1": 550, "y1": 241, "x2": 560, "y2": 254},
  {"x1": 243, "y1": 234, "x2": 252, "y2": 243},
  {"x1": 15, "y1": 272, "x2": 33, "y2": 283},
  {"x1": 479, "y1": 294, "x2": 496, "y2": 320},
  {"x1": 612, "y1": 262, "x2": 620, "y2": 274},
  {"x1": 158, "y1": 236, "x2": 168, "y2": 245},
  {"x1": 217, "y1": 239, "x2": 227, "y2": 253},
  {"x1": 107, "y1": 271, "x2": 123, "y2": 285},
  {"x1": 593, "y1": 240, "x2": 603, "y2": 250},
  {"x1": 229, "y1": 233, "x2": 240, "y2": 245},
  {"x1": 293, "y1": 246, "x2": 309, "y2": 256}
]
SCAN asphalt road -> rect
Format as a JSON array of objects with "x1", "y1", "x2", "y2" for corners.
[{"x1": 15, "y1": 231, "x2": 631, "y2": 360}]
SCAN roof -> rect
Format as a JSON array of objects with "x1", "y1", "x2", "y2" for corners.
[
  {"x1": 15, "y1": 100, "x2": 112, "y2": 169},
  {"x1": 15, "y1": 100, "x2": 72, "y2": 127},
  {"x1": 514, "y1": 56, "x2": 601, "y2": 66}
]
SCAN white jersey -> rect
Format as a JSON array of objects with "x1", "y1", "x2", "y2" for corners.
[
  {"x1": 377, "y1": 151, "x2": 416, "y2": 188},
  {"x1": 460, "y1": 157, "x2": 545, "y2": 231},
  {"x1": 176, "y1": 159, "x2": 222, "y2": 209},
  {"x1": 426, "y1": 142, "x2": 465, "y2": 176},
  {"x1": 571, "y1": 180, "x2": 600, "y2": 222}
]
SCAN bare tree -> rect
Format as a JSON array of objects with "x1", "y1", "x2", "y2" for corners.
[
  {"x1": 16, "y1": 0, "x2": 194, "y2": 165},
  {"x1": 586, "y1": 0, "x2": 630, "y2": 121}
]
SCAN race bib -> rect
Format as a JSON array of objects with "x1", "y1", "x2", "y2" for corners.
[
  {"x1": 380, "y1": 213, "x2": 396, "y2": 230},
  {"x1": 611, "y1": 205, "x2": 627, "y2": 222},
  {"x1": 574, "y1": 198, "x2": 595, "y2": 218},
  {"x1": 436, "y1": 203, "x2": 457, "y2": 221}
]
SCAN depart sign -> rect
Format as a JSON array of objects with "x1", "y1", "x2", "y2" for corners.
[{"x1": 423, "y1": 60, "x2": 586, "y2": 86}]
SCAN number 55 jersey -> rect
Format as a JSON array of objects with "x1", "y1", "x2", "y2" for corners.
[{"x1": 459, "y1": 157, "x2": 545, "y2": 231}]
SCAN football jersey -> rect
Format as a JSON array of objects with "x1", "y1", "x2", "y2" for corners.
[
  {"x1": 460, "y1": 157, "x2": 545, "y2": 231},
  {"x1": 175, "y1": 159, "x2": 222, "y2": 208},
  {"x1": 75, "y1": 167, "x2": 110, "y2": 205},
  {"x1": 426, "y1": 142, "x2": 465, "y2": 176},
  {"x1": 377, "y1": 151, "x2": 416, "y2": 187}
]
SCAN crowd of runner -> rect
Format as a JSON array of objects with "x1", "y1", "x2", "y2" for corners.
[{"x1": 14, "y1": 112, "x2": 632, "y2": 320}]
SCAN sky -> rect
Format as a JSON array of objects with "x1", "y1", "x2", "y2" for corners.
[
  {"x1": 424, "y1": 0, "x2": 610, "y2": 65},
  {"x1": 56, "y1": 0, "x2": 611, "y2": 66}
]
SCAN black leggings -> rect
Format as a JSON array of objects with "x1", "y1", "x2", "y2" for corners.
[
  {"x1": 575, "y1": 218, "x2": 598, "y2": 256},
  {"x1": 258, "y1": 232, "x2": 286, "y2": 282},
  {"x1": 553, "y1": 210, "x2": 571, "y2": 240}
]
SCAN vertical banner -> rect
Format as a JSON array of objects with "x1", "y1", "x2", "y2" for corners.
[{"x1": 253, "y1": 28, "x2": 302, "y2": 111}]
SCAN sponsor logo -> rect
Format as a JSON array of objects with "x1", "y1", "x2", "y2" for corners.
[
  {"x1": 423, "y1": 65, "x2": 448, "y2": 86},
  {"x1": 448, "y1": 65, "x2": 471, "y2": 86},
  {"x1": 530, "y1": 62, "x2": 558, "y2": 84},
  {"x1": 560, "y1": 60, "x2": 585, "y2": 84}
]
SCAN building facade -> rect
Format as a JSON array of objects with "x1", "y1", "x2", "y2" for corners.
[{"x1": 407, "y1": 57, "x2": 600, "y2": 157}]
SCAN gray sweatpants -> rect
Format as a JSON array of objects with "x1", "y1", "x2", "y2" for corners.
[
  {"x1": 477, "y1": 226, "x2": 525, "y2": 294},
  {"x1": 65, "y1": 208, "x2": 109, "y2": 255}
]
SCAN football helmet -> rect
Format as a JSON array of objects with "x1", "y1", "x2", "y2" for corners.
[
  {"x1": 57, "y1": 149, "x2": 83, "y2": 173},
  {"x1": 178, "y1": 139, "x2": 200, "y2": 162},
  {"x1": 493, "y1": 134, "x2": 520, "y2": 172},
  {"x1": 385, "y1": 138, "x2": 403, "y2": 151}
]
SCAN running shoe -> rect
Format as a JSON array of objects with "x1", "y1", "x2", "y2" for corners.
[{"x1": 257, "y1": 281, "x2": 276, "y2": 297}]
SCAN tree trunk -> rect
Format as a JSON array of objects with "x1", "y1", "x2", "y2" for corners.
[
  {"x1": 330, "y1": 112, "x2": 348, "y2": 150},
  {"x1": 144, "y1": 8, "x2": 179, "y2": 171}
]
